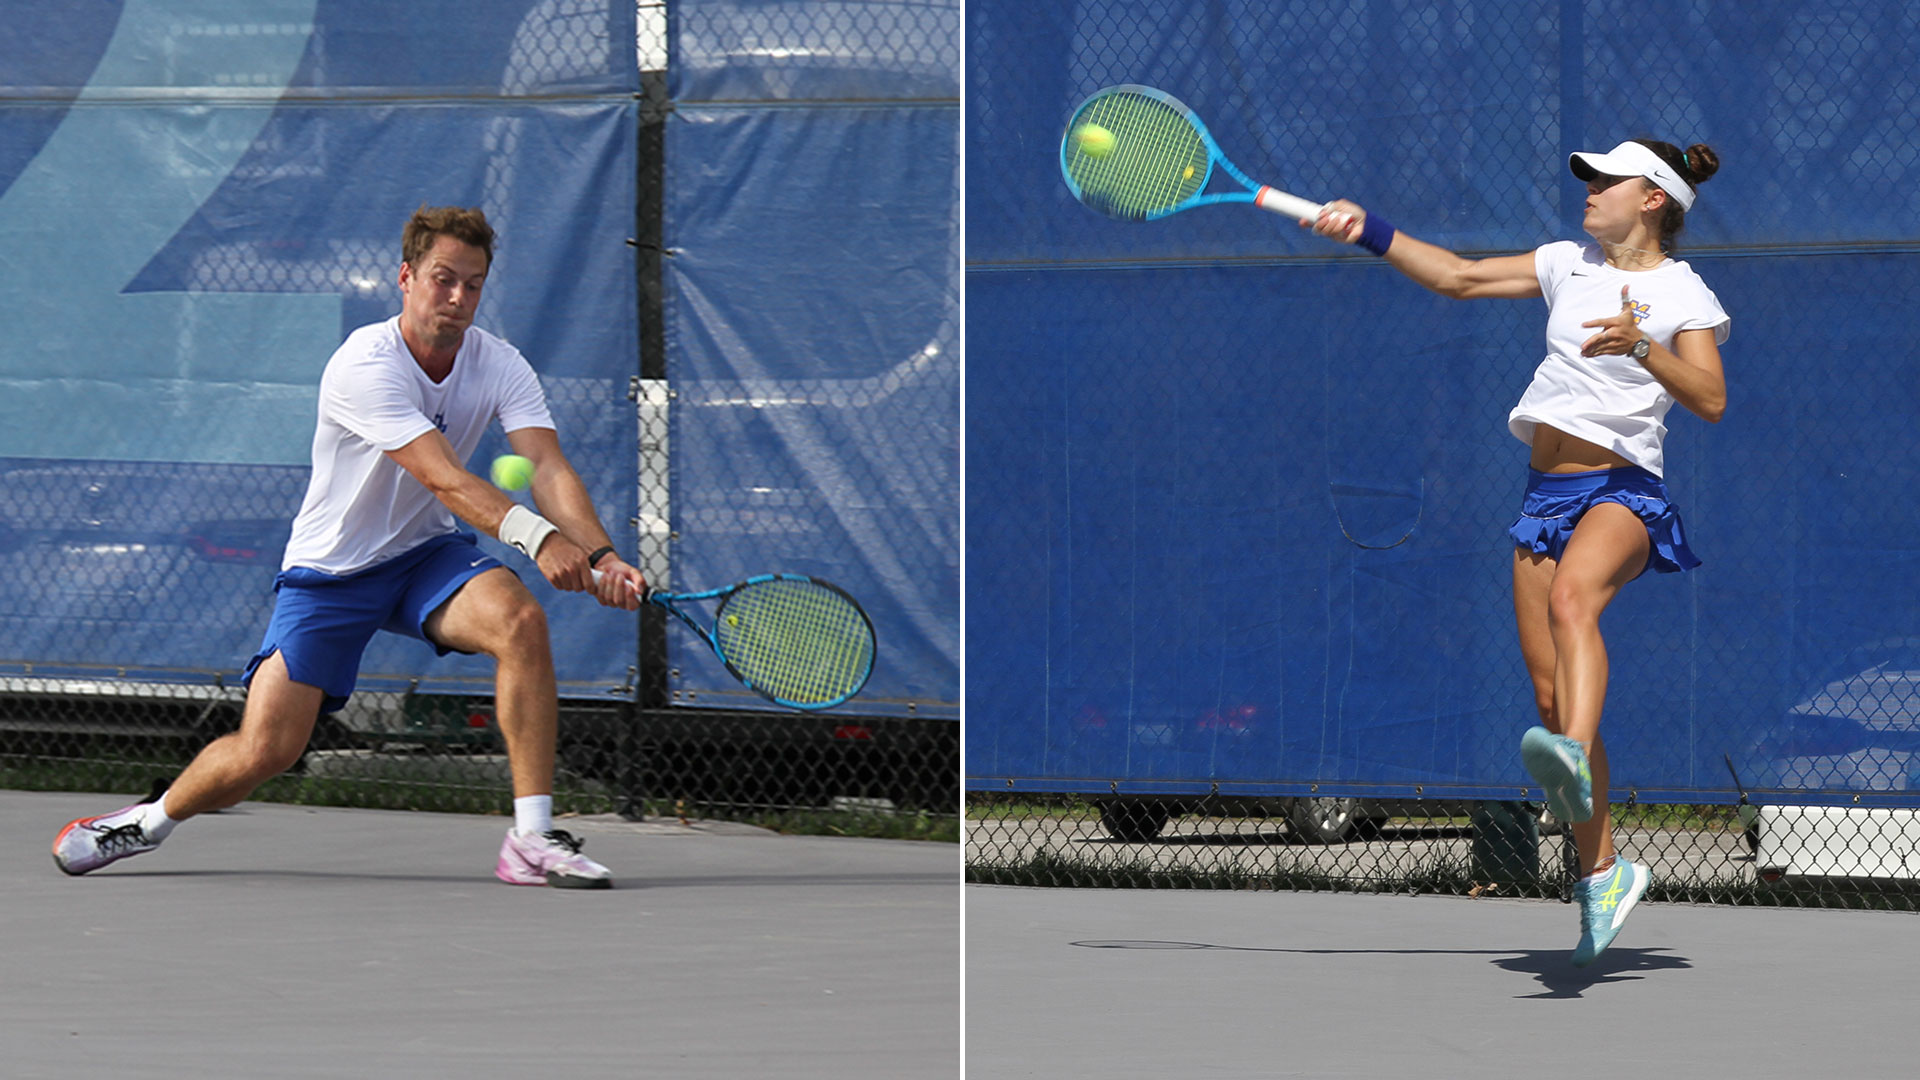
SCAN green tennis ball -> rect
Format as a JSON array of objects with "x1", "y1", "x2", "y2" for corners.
[
  {"x1": 490, "y1": 454, "x2": 535, "y2": 491},
  {"x1": 1074, "y1": 123, "x2": 1117, "y2": 159}
]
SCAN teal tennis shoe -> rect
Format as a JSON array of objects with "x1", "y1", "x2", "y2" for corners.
[
  {"x1": 1572, "y1": 857, "x2": 1651, "y2": 966},
  {"x1": 1520, "y1": 726, "x2": 1593, "y2": 823}
]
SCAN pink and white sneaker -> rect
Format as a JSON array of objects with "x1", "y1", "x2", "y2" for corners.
[
  {"x1": 496, "y1": 828, "x2": 612, "y2": 889},
  {"x1": 53, "y1": 802, "x2": 162, "y2": 876}
]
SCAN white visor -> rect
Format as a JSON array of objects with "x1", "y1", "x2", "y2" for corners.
[{"x1": 1568, "y1": 141, "x2": 1695, "y2": 211}]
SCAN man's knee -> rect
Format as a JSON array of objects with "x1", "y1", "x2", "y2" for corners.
[
  {"x1": 495, "y1": 596, "x2": 551, "y2": 658},
  {"x1": 216, "y1": 724, "x2": 308, "y2": 783}
]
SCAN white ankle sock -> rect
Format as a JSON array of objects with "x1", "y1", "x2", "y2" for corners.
[
  {"x1": 514, "y1": 795, "x2": 553, "y2": 837},
  {"x1": 138, "y1": 793, "x2": 178, "y2": 842}
]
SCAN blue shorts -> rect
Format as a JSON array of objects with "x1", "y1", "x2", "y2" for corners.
[
  {"x1": 243, "y1": 533, "x2": 508, "y2": 712},
  {"x1": 1508, "y1": 466, "x2": 1701, "y2": 577}
]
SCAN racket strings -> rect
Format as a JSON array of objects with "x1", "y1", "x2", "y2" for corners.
[
  {"x1": 1064, "y1": 90, "x2": 1208, "y2": 218},
  {"x1": 714, "y1": 580, "x2": 874, "y2": 705}
]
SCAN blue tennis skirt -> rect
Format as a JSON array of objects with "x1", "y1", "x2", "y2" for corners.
[{"x1": 1508, "y1": 466, "x2": 1701, "y2": 576}]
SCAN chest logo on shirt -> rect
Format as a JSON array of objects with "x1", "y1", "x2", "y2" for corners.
[
  {"x1": 1626, "y1": 299, "x2": 1650, "y2": 326},
  {"x1": 432, "y1": 410, "x2": 448, "y2": 434}
]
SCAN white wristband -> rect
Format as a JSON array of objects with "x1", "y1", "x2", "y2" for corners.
[{"x1": 498, "y1": 504, "x2": 558, "y2": 561}]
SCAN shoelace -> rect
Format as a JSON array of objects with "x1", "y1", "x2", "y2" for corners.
[
  {"x1": 94, "y1": 822, "x2": 149, "y2": 855},
  {"x1": 542, "y1": 829, "x2": 584, "y2": 854}
]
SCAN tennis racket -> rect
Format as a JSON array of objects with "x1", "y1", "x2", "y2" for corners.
[
  {"x1": 1060, "y1": 84, "x2": 1334, "y2": 224},
  {"x1": 594, "y1": 570, "x2": 876, "y2": 710}
]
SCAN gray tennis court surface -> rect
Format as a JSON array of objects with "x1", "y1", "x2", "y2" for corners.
[
  {"x1": 967, "y1": 884, "x2": 1912, "y2": 1079},
  {"x1": 3, "y1": 791, "x2": 957, "y2": 1079}
]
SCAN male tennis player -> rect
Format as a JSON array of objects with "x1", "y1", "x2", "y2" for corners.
[
  {"x1": 1303, "y1": 139, "x2": 1729, "y2": 964},
  {"x1": 52, "y1": 206, "x2": 646, "y2": 888}
]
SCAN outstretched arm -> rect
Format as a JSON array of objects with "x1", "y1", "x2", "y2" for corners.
[
  {"x1": 383, "y1": 427, "x2": 643, "y2": 609},
  {"x1": 507, "y1": 426, "x2": 646, "y2": 607},
  {"x1": 1304, "y1": 201, "x2": 1543, "y2": 301}
]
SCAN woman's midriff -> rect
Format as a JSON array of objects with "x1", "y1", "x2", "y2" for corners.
[{"x1": 1528, "y1": 423, "x2": 1635, "y2": 473}]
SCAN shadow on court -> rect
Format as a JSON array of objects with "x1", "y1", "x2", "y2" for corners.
[{"x1": 1069, "y1": 938, "x2": 1693, "y2": 998}]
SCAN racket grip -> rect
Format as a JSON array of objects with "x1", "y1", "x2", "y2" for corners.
[
  {"x1": 1254, "y1": 186, "x2": 1324, "y2": 221},
  {"x1": 589, "y1": 567, "x2": 645, "y2": 596}
]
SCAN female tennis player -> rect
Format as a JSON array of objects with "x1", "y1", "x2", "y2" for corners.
[{"x1": 1303, "y1": 139, "x2": 1729, "y2": 966}]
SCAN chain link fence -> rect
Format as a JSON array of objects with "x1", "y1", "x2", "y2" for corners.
[
  {"x1": 1, "y1": 0, "x2": 959, "y2": 837},
  {"x1": 966, "y1": 795, "x2": 1920, "y2": 911},
  {"x1": 966, "y1": 0, "x2": 1920, "y2": 906}
]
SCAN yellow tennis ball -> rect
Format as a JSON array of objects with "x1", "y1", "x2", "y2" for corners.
[
  {"x1": 725, "y1": 614, "x2": 740, "y2": 627},
  {"x1": 1074, "y1": 123, "x2": 1116, "y2": 159},
  {"x1": 489, "y1": 454, "x2": 535, "y2": 491}
]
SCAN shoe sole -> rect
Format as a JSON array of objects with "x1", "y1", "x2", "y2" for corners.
[
  {"x1": 548, "y1": 872, "x2": 613, "y2": 890},
  {"x1": 1520, "y1": 729, "x2": 1593, "y2": 823}
]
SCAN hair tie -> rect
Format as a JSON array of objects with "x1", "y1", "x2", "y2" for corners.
[{"x1": 1681, "y1": 150, "x2": 1691, "y2": 170}]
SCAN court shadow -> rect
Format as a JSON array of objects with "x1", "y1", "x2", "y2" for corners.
[
  {"x1": 1493, "y1": 946, "x2": 1692, "y2": 999},
  {"x1": 1068, "y1": 939, "x2": 1692, "y2": 999},
  {"x1": 98, "y1": 869, "x2": 492, "y2": 885}
]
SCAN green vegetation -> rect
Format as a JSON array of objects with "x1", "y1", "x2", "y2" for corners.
[{"x1": 3, "y1": 754, "x2": 958, "y2": 842}]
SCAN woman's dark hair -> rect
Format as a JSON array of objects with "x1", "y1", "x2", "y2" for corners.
[{"x1": 1634, "y1": 139, "x2": 1719, "y2": 252}]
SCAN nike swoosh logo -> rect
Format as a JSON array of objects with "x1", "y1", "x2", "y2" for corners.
[{"x1": 470, "y1": 559, "x2": 487, "y2": 567}]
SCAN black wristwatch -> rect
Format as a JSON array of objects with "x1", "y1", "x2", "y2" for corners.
[
  {"x1": 587, "y1": 545, "x2": 616, "y2": 568},
  {"x1": 1629, "y1": 337, "x2": 1651, "y2": 361}
]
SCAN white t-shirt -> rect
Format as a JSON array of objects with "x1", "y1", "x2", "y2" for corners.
[
  {"x1": 282, "y1": 317, "x2": 555, "y2": 574},
  {"x1": 1507, "y1": 240, "x2": 1731, "y2": 477}
]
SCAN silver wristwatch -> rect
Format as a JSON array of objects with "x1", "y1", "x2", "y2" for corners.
[{"x1": 1629, "y1": 337, "x2": 1651, "y2": 361}]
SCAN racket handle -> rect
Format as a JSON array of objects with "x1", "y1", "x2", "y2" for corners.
[
  {"x1": 1253, "y1": 186, "x2": 1324, "y2": 221},
  {"x1": 589, "y1": 567, "x2": 645, "y2": 596}
]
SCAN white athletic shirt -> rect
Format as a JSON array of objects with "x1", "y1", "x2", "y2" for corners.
[
  {"x1": 281, "y1": 317, "x2": 555, "y2": 574},
  {"x1": 1507, "y1": 240, "x2": 1731, "y2": 477}
]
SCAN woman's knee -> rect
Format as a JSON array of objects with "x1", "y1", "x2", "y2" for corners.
[{"x1": 1546, "y1": 577, "x2": 1603, "y2": 632}]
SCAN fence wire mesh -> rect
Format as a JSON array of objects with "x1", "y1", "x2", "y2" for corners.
[
  {"x1": 965, "y1": 0, "x2": 1920, "y2": 908},
  {"x1": 968, "y1": 794, "x2": 1920, "y2": 911}
]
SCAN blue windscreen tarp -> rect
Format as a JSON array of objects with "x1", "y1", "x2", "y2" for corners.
[
  {"x1": 966, "y1": 0, "x2": 1920, "y2": 802},
  {"x1": 664, "y1": 0, "x2": 960, "y2": 717},
  {"x1": 0, "y1": 0, "x2": 640, "y2": 696}
]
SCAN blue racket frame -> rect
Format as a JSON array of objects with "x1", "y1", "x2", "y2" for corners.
[
  {"x1": 648, "y1": 573, "x2": 876, "y2": 711},
  {"x1": 1059, "y1": 84, "x2": 1321, "y2": 222}
]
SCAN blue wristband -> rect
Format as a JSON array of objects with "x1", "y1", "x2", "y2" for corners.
[{"x1": 1357, "y1": 213, "x2": 1396, "y2": 256}]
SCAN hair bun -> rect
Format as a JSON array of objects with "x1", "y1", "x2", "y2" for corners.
[{"x1": 1682, "y1": 144, "x2": 1720, "y2": 184}]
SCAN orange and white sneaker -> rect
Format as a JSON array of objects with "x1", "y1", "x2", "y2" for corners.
[
  {"x1": 53, "y1": 802, "x2": 163, "y2": 876},
  {"x1": 495, "y1": 828, "x2": 612, "y2": 889}
]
